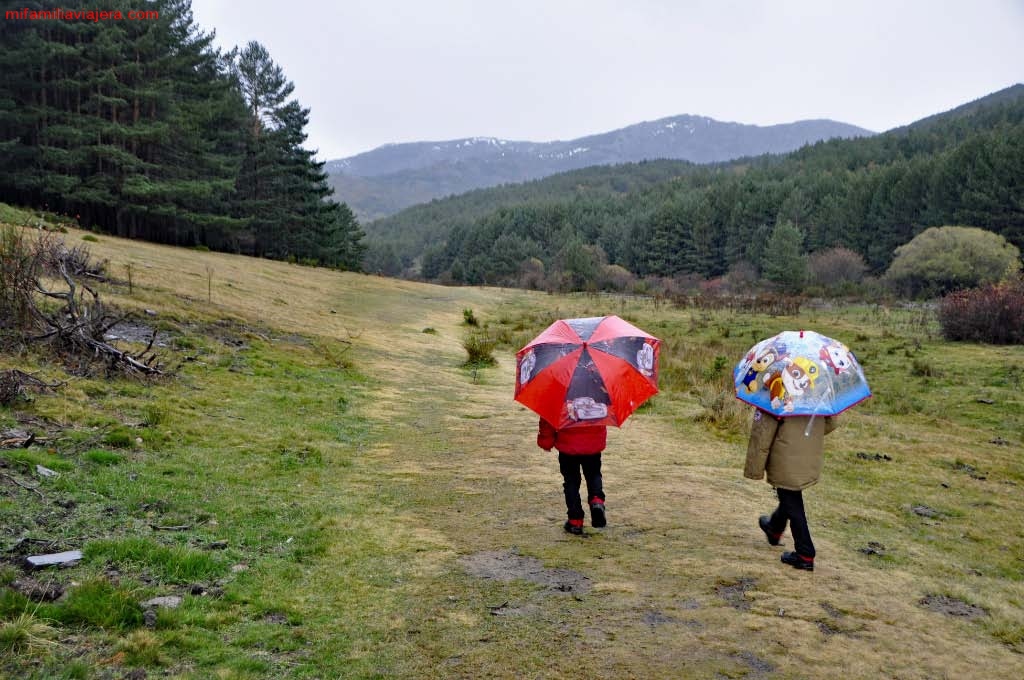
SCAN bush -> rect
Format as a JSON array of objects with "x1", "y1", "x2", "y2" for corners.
[
  {"x1": 808, "y1": 247, "x2": 866, "y2": 291},
  {"x1": 0, "y1": 613, "x2": 58, "y2": 656},
  {"x1": 598, "y1": 263, "x2": 634, "y2": 292},
  {"x1": 142, "y1": 403, "x2": 167, "y2": 426},
  {"x1": 85, "y1": 537, "x2": 224, "y2": 582},
  {"x1": 0, "y1": 203, "x2": 35, "y2": 225},
  {"x1": 517, "y1": 257, "x2": 546, "y2": 290},
  {"x1": 462, "y1": 332, "x2": 496, "y2": 367},
  {"x1": 102, "y1": 427, "x2": 135, "y2": 448},
  {"x1": 693, "y1": 387, "x2": 749, "y2": 435},
  {"x1": 938, "y1": 279, "x2": 1024, "y2": 344},
  {"x1": 886, "y1": 226, "x2": 1021, "y2": 298}
]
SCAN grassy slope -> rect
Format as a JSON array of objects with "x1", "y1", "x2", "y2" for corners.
[{"x1": 1, "y1": 224, "x2": 1022, "y2": 678}]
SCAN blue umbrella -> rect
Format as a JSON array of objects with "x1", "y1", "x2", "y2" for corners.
[{"x1": 734, "y1": 330, "x2": 871, "y2": 417}]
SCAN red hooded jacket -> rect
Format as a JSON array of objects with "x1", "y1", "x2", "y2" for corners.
[{"x1": 537, "y1": 418, "x2": 607, "y2": 455}]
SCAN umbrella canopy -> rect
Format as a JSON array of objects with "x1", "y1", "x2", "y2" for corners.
[
  {"x1": 515, "y1": 315, "x2": 660, "y2": 429},
  {"x1": 734, "y1": 330, "x2": 871, "y2": 417}
]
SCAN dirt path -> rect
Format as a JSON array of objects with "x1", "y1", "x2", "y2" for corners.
[{"x1": 340, "y1": 291, "x2": 1024, "y2": 679}]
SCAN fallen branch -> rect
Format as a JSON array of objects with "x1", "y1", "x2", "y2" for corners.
[
  {"x1": 28, "y1": 246, "x2": 164, "y2": 376},
  {"x1": 0, "y1": 370, "x2": 63, "y2": 406},
  {"x1": 149, "y1": 524, "x2": 193, "y2": 532},
  {"x1": 4, "y1": 537, "x2": 56, "y2": 554},
  {"x1": 0, "y1": 433, "x2": 45, "y2": 449},
  {"x1": 0, "y1": 472, "x2": 45, "y2": 499},
  {"x1": 81, "y1": 332, "x2": 164, "y2": 376}
]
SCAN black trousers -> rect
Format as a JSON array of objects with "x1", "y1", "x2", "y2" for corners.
[
  {"x1": 558, "y1": 452, "x2": 605, "y2": 520},
  {"x1": 768, "y1": 487, "x2": 816, "y2": 558}
]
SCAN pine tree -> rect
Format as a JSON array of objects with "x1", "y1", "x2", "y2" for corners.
[
  {"x1": 0, "y1": 0, "x2": 248, "y2": 243},
  {"x1": 761, "y1": 221, "x2": 808, "y2": 293},
  {"x1": 232, "y1": 41, "x2": 364, "y2": 268},
  {"x1": 0, "y1": 3, "x2": 362, "y2": 266}
]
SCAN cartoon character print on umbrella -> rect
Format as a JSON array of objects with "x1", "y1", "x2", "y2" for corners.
[
  {"x1": 819, "y1": 339, "x2": 855, "y2": 375},
  {"x1": 577, "y1": 334, "x2": 659, "y2": 423},
  {"x1": 733, "y1": 330, "x2": 871, "y2": 418},
  {"x1": 637, "y1": 339, "x2": 656, "y2": 377},
  {"x1": 588, "y1": 335, "x2": 659, "y2": 379},
  {"x1": 518, "y1": 341, "x2": 576, "y2": 386},
  {"x1": 763, "y1": 356, "x2": 819, "y2": 412},
  {"x1": 740, "y1": 341, "x2": 788, "y2": 393}
]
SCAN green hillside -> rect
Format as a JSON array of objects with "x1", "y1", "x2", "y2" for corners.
[
  {"x1": 1, "y1": 223, "x2": 1022, "y2": 677},
  {"x1": 362, "y1": 159, "x2": 697, "y2": 271},
  {"x1": 366, "y1": 85, "x2": 1024, "y2": 286}
]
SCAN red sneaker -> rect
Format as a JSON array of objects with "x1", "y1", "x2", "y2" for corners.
[
  {"x1": 781, "y1": 551, "x2": 814, "y2": 571},
  {"x1": 564, "y1": 519, "x2": 584, "y2": 535}
]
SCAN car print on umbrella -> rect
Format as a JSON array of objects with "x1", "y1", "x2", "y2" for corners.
[{"x1": 515, "y1": 315, "x2": 661, "y2": 429}]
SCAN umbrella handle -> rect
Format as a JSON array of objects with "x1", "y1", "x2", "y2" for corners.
[{"x1": 803, "y1": 382, "x2": 837, "y2": 436}]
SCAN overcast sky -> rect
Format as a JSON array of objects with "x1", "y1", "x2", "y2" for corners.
[{"x1": 188, "y1": 0, "x2": 1024, "y2": 161}]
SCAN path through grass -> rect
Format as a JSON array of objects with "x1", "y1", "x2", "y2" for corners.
[{"x1": 1, "y1": 226, "x2": 1022, "y2": 678}]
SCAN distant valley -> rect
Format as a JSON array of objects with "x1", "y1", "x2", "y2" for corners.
[{"x1": 326, "y1": 115, "x2": 874, "y2": 221}]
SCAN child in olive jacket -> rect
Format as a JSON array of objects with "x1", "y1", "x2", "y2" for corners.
[
  {"x1": 744, "y1": 409, "x2": 838, "y2": 570},
  {"x1": 537, "y1": 418, "x2": 607, "y2": 535}
]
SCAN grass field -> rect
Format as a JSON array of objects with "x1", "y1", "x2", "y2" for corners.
[{"x1": 1, "y1": 223, "x2": 1022, "y2": 678}]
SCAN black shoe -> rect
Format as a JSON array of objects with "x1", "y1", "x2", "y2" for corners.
[
  {"x1": 781, "y1": 551, "x2": 814, "y2": 571},
  {"x1": 590, "y1": 500, "x2": 606, "y2": 528},
  {"x1": 759, "y1": 515, "x2": 782, "y2": 546},
  {"x1": 564, "y1": 520, "x2": 583, "y2": 535}
]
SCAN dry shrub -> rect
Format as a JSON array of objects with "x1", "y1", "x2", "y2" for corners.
[
  {"x1": 723, "y1": 260, "x2": 759, "y2": 294},
  {"x1": 694, "y1": 385, "x2": 750, "y2": 434},
  {"x1": 517, "y1": 257, "x2": 546, "y2": 290},
  {"x1": 808, "y1": 247, "x2": 866, "y2": 290},
  {"x1": 1, "y1": 226, "x2": 107, "y2": 335},
  {"x1": 0, "y1": 225, "x2": 45, "y2": 331},
  {"x1": 938, "y1": 279, "x2": 1024, "y2": 344},
  {"x1": 688, "y1": 293, "x2": 802, "y2": 316}
]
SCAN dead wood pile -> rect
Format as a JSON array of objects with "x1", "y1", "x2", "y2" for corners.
[{"x1": 1, "y1": 227, "x2": 164, "y2": 377}]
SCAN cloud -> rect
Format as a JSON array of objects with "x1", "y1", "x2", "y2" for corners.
[{"x1": 189, "y1": 0, "x2": 1024, "y2": 159}]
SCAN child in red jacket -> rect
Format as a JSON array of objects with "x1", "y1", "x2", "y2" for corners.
[{"x1": 537, "y1": 418, "x2": 607, "y2": 535}]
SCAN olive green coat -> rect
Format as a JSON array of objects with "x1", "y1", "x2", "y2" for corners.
[{"x1": 744, "y1": 411, "x2": 838, "y2": 491}]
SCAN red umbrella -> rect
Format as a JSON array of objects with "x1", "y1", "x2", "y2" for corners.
[{"x1": 515, "y1": 315, "x2": 660, "y2": 429}]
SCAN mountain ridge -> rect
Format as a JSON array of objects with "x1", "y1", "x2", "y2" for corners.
[{"x1": 327, "y1": 115, "x2": 874, "y2": 220}]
